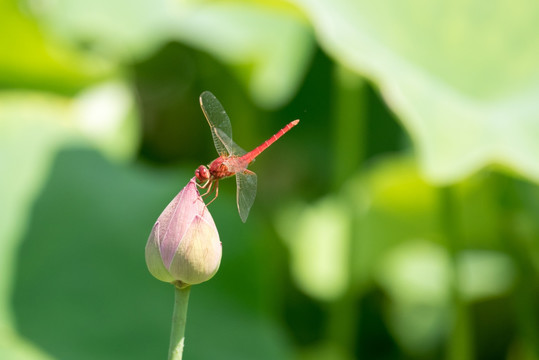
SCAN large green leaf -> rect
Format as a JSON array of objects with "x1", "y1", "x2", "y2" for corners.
[
  {"x1": 0, "y1": 83, "x2": 138, "y2": 358},
  {"x1": 291, "y1": 0, "x2": 539, "y2": 184},
  {"x1": 31, "y1": 0, "x2": 314, "y2": 108}
]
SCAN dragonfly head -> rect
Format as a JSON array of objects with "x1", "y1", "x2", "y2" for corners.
[{"x1": 195, "y1": 165, "x2": 210, "y2": 183}]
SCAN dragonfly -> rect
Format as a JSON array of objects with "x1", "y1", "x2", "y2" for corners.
[{"x1": 195, "y1": 91, "x2": 299, "y2": 222}]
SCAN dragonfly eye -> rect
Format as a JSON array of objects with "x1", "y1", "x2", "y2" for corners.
[{"x1": 195, "y1": 165, "x2": 210, "y2": 182}]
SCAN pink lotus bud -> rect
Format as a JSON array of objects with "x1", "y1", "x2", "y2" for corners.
[{"x1": 145, "y1": 177, "x2": 221, "y2": 286}]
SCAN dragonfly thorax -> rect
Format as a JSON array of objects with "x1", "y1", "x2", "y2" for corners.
[{"x1": 209, "y1": 156, "x2": 236, "y2": 180}]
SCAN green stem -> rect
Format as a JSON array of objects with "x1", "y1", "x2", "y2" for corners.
[
  {"x1": 496, "y1": 176, "x2": 539, "y2": 358},
  {"x1": 439, "y1": 186, "x2": 474, "y2": 360},
  {"x1": 169, "y1": 285, "x2": 191, "y2": 360},
  {"x1": 331, "y1": 64, "x2": 366, "y2": 190},
  {"x1": 326, "y1": 64, "x2": 366, "y2": 354}
]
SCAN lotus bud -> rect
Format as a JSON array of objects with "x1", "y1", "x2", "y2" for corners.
[{"x1": 145, "y1": 177, "x2": 221, "y2": 287}]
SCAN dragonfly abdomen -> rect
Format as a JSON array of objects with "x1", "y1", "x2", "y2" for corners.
[{"x1": 243, "y1": 119, "x2": 299, "y2": 163}]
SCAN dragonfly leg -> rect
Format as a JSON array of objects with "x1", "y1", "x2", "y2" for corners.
[
  {"x1": 199, "y1": 180, "x2": 215, "y2": 198},
  {"x1": 196, "y1": 178, "x2": 210, "y2": 189},
  {"x1": 205, "y1": 181, "x2": 219, "y2": 206}
]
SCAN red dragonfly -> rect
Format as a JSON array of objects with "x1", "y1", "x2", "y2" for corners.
[{"x1": 195, "y1": 91, "x2": 299, "y2": 222}]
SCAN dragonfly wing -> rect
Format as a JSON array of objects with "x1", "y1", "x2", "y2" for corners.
[
  {"x1": 213, "y1": 127, "x2": 247, "y2": 156},
  {"x1": 200, "y1": 91, "x2": 246, "y2": 156},
  {"x1": 236, "y1": 170, "x2": 257, "y2": 222}
]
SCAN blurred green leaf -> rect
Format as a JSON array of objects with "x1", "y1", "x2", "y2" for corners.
[
  {"x1": 292, "y1": 0, "x2": 539, "y2": 183},
  {"x1": 375, "y1": 240, "x2": 516, "y2": 354},
  {"x1": 276, "y1": 198, "x2": 351, "y2": 302},
  {"x1": 0, "y1": 82, "x2": 139, "y2": 161},
  {"x1": 346, "y1": 156, "x2": 440, "y2": 291},
  {"x1": 0, "y1": 93, "x2": 72, "y2": 340},
  {"x1": 375, "y1": 241, "x2": 452, "y2": 355},
  {"x1": 29, "y1": 0, "x2": 170, "y2": 61},
  {"x1": 458, "y1": 250, "x2": 515, "y2": 301},
  {"x1": 376, "y1": 240, "x2": 451, "y2": 305},
  {"x1": 0, "y1": 329, "x2": 54, "y2": 360},
  {"x1": 0, "y1": 0, "x2": 112, "y2": 93},
  {"x1": 278, "y1": 155, "x2": 526, "y2": 355},
  {"x1": 297, "y1": 342, "x2": 353, "y2": 360},
  {"x1": 170, "y1": 2, "x2": 314, "y2": 108},
  {"x1": 0, "y1": 84, "x2": 138, "y2": 358},
  {"x1": 276, "y1": 157, "x2": 440, "y2": 301},
  {"x1": 32, "y1": 0, "x2": 314, "y2": 108}
]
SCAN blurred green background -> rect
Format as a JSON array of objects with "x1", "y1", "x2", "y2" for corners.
[{"x1": 2, "y1": 0, "x2": 539, "y2": 359}]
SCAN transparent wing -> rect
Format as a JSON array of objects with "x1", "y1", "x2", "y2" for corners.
[
  {"x1": 236, "y1": 170, "x2": 257, "y2": 223},
  {"x1": 214, "y1": 127, "x2": 247, "y2": 157},
  {"x1": 199, "y1": 91, "x2": 246, "y2": 156}
]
